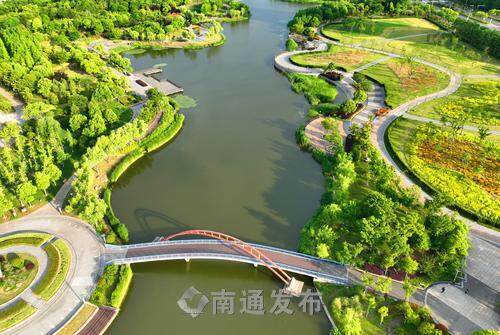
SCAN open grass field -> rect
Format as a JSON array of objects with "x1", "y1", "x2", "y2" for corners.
[
  {"x1": 287, "y1": 73, "x2": 338, "y2": 105},
  {"x1": 322, "y1": 18, "x2": 500, "y2": 75},
  {"x1": 360, "y1": 58, "x2": 449, "y2": 107},
  {"x1": 409, "y1": 78, "x2": 500, "y2": 131},
  {"x1": 33, "y1": 239, "x2": 72, "y2": 301},
  {"x1": 388, "y1": 117, "x2": 500, "y2": 227},
  {"x1": 290, "y1": 44, "x2": 384, "y2": 71}
]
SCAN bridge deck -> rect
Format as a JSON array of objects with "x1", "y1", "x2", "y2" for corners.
[{"x1": 105, "y1": 240, "x2": 348, "y2": 285}]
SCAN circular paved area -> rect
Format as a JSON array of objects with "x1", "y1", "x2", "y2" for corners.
[{"x1": 0, "y1": 207, "x2": 105, "y2": 335}]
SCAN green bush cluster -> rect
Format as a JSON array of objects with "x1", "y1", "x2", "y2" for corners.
[
  {"x1": 103, "y1": 189, "x2": 129, "y2": 243},
  {"x1": 0, "y1": 95, "x2": 12, "y2": 113},
  {"x1": 90, "y1": 264, "x2": 133, "y2": 308},
  {"x1": 299, "y1": 124, "x2": 469, "y2": 282},
  {"x1": 285, "y1": 38, "x2": 298, "y2": 52},
  {"x1": 321, "y1": 284, "x2": 443, "y2": 335}
]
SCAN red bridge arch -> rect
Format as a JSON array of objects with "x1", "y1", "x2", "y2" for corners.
[{"x1": 160, "y1": 230, "x2": 292, "y2": 285}]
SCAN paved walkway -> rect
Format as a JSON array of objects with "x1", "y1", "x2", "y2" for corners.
[
  {"x1": 106, "y1": 240, "x2": 349, "y2": 284},
  {"x1": 427, "y1": 284, "x2": 500, "y2": 334},
  {"x1": 0, "y1": 209, "x2": 105, "y2": 335},
  {"x1": 304, "y1": 117, "x2": 331, "y2": 152},
  {"x1": 0, "y1": 86, "x2": 23, "y2": 125}
]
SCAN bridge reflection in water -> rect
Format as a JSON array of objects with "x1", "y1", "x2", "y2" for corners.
[{"x1": 104, "y1": 230, "x2": 349, "y2": 296}]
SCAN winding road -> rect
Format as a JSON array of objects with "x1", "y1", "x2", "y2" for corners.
[{"x1": 274, "y1": 26, "x2": 500, "y2": 334}]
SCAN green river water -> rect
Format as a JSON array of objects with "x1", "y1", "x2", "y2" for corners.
[{"x1": 108, "y1": 0, "x2": 333, "y2": 333}]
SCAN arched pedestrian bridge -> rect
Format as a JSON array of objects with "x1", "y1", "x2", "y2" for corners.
[{"x1": 104, "y1": 230, "x2": 349, "y2": 295}]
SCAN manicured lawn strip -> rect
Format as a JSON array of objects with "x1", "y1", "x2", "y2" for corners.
[
  {"x1": 0, "y1": 254, "x2": 39, "y2": 305},
  {"x1": 0, "y1": 233, "x2": 52, "y2": 249},
  {"x1": 139, "y1": 113, "x2": 185, "y2": 153},
  {"x1": 110, "y1": 265, "x2": 132, "y2": 308},
  {"x1": 33, "y1": 239, "x2": 72, "y2": 300},
  {"x1": 360, "y1": 58, "x2": 449, "y2": 107},
  {"x1": 408, "y1": 78, "x2": 500, "y2": 130},
  {"x1": 287, "y1": 73, "x2": 338, "y2": 105},
  {"x1": 55, "y1": 303, "x2": 98, "y2": 335},
  {"x1": 0, "y1": 300, "x2": 36, "y2": 332},
  {"x1": 387, "y1": 117, "x2": 500, "y2": 227},
  {"x1": 289, "y1": 45, "x2": 384, "y2": 71},
  {"x1": 90, "y1": 264, "x2": 132, "y2": 308},
  {"x1": 322, "y1": 19, "x2": 500, "y2": 75}
]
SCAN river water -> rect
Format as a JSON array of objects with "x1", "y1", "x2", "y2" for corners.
[{"x1": 108, "y1": 0, "x2": 330, "y2": 333}]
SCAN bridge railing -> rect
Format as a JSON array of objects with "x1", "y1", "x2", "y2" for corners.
[
  {"x1": 105, "y1": 239, "x2": 346, "y2": 267},
  {"x1": 108, "y1": 251, "x2": 349, "y2": 285}
]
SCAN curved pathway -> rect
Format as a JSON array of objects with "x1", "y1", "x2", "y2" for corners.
[
  {"x1": 0, "y1": 87, "x2": 23, "y2": 125},
  {"x1": 276, "y1": 27, "x2": 500, "y2": 334},
  {"x1": 0, "y1": 207, "x2": 105, "y2": 335}
]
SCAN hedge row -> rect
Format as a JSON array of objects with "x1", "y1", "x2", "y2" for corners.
[
  {"x1": 110, "y1": 265, "x2": 133, "y2": 308},
  {"x1": 103, "y1": 189, "x2": 129, "y2": 243},
  {"x1": 0, "y1": 233, "x2": 52, "y2": 249},
  {"x1": 139, "y1": 113, "x2": 184, "y2": 153},
  {"x1": 33, "y1": 239, "x2": 71, "y2": 300},
  {"x1": 0, "y1": 300, "x2": 36, "y2": 332}
]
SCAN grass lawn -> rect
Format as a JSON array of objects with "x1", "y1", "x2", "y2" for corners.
[
  {"x1": 0, "y1": 253, "x2": 38, "y2": 305},
  {"x1": 322, "y1": 18, "x2": 500, "y2": 75},
  {"x1": 0, "y1": 233, "x2": 52, "y2": 249},
  {"x1": 409, "y1": 78, "x2": 500, "y2": 131},
  {"x1": 290, "y1": 44, "x2": 384, "y2": 71},
  {"x1": 55, "y1": 303, "x2": 97, "y2": 335},
  {"x1": 33, "y1": 239, "x2": 72, "y2": 301},
  {"x1": 287, "y1": 73, "x2": 338, "y2": 105},
  {"x1": 316, "y1": 283, "x2": 422, "y2": 335},
  {"x1": 388, "y1": 117, "x2": 500, "y2": 227},
  {"x1": 0, "y1": 300, "x2": 36, "y2": 332},
  {"x1": 360, "y1": 58, "x2": 449, "y2": 107}
]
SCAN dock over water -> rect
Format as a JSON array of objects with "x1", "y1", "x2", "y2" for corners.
[{"x1": 129, "y1": 67, "x2": 183, "y2": 97}]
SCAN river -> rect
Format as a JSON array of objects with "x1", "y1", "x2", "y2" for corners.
[{"x1": 108, "y1": 0, "x2": 330, "y2": 333}]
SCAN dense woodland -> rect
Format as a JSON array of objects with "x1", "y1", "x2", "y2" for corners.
[
  {"x1": 299, "y1": 124, "x2": 469, "y2": 282},
  {"x1": 0, "y1": 0, "x2": 246, "y2": 223}
]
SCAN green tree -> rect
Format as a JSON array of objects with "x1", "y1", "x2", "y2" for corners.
[
  {"x1": 403, "y1": 277, "x2": 417, "y2": 301},
  {"x1": 377, "y1": 305, "x2": 389, "y2": 325},
  {"x1": 478, "y1": 125, "x2": 491, "y2": 141},
  {"x1": 34, "y1": 171, "x2": 51, "y2": 196},
  {"x1": 375, "y1": 277, "x2": 392, "y2": 296},
  {"x1": 365, "y1": 295, "x2": 376, "y2": 317},
  {"x1": 361, "y1": 273, "x2": 375, "y2": 294},
  {"x1": 16, "y1": 182, "x2": 38, "y2": 207}
]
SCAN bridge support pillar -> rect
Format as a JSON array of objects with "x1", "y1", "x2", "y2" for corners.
[
  {"x1": 284, "y1": 277, "x2": 304, "y2": 297},
  {"x1": 184, "y1": 258, "x2": 190, "y2": 262}
]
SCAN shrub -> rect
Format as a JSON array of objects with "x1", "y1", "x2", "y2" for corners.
[
  {"x1": 10, "y1": 257, "x2": 24, "y2": 269},
  {"x1": 286, "y1": 38, "x2": 298, "y2": 52}
]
